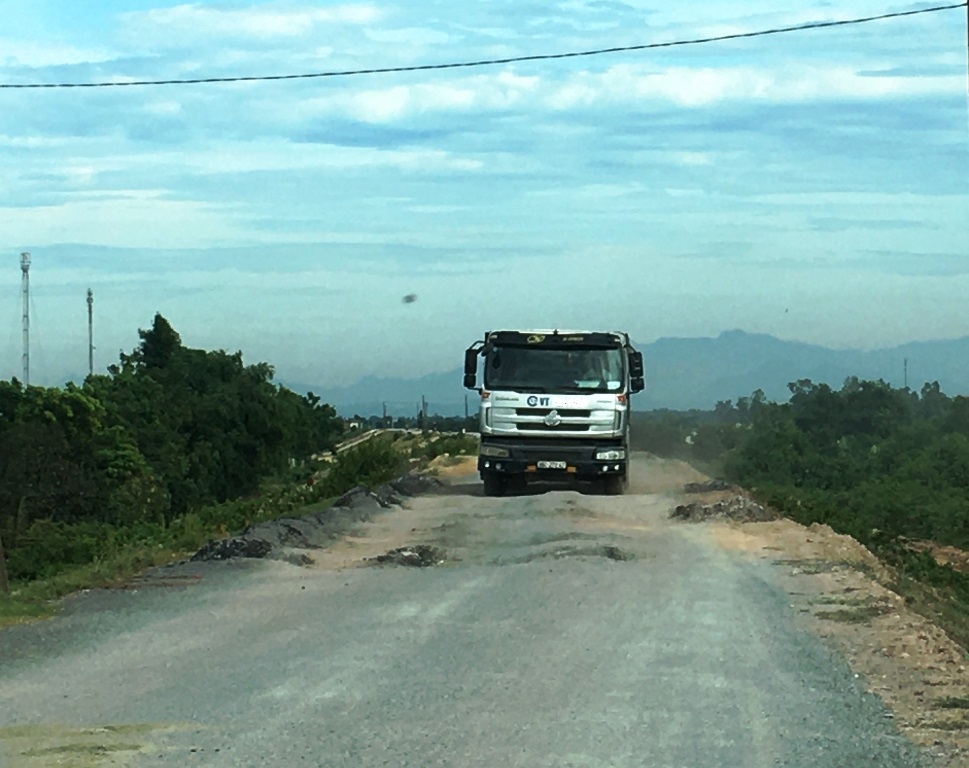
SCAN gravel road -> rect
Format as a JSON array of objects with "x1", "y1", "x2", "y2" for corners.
[{"x1": 0, "y1": 456, "x2": 933, "y2": 767}]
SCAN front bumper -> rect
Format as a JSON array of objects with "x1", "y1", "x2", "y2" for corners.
[{"x1": 477, "y1": 442, "x2": 626, "y2": 479}]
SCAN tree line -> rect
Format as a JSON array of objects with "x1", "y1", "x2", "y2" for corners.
[
  {"x1": 636, "y1": 377, "x2": 969, "y2": 551},
  {"x1": 0, "y1": 314, "x2": 344, "y2": 585},
  {"x1": 722, "y1": 378, "x2": 969, "y2": 550}
]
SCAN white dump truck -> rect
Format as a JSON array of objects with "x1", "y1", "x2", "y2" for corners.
[{"x1": 463, "y1": 330, "x2": 645, "y2": 496}]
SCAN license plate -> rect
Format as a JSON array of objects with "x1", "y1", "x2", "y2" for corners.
[{"x1": 537, "y1": 460, "x2": 568, "y2": 470}]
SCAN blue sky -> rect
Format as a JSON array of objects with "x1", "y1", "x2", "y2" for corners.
[{"x1": 0, "y1": 1, "x2": 966, "y2": 389}]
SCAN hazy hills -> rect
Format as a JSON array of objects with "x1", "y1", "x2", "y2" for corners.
[{"x1": 300, "y1": 330, "x2": 969, "y2": 416}]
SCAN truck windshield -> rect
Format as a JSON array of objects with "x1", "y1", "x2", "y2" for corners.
[{"x1": 483, "y1": 345, "x2": 625, "y2": 394}]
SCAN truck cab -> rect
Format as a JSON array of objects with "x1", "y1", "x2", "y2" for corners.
[{"x1": 463, "y1": 330, "x2": 645, "y2": 496}]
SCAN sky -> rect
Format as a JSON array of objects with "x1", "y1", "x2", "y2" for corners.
[{"x1": 0, "y1": 1, "x2": 966, "y2": 391}]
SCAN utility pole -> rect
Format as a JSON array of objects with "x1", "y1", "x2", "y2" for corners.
[
  {"x1": 20, "y1": 252, "x2": 30, "y2": 386},
  {"x1": 963, "y1": 0, "x2": 969, "y2": 138},
  {"x1": 904, "y1": 358, "x2": 909, "y2": 390},
  {"x1": 87, "y1": 288, "x2": 94, "y2": 377}
]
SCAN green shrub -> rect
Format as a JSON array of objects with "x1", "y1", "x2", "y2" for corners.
[
  {"x1": 409, "y1": 434, "x2": 478, "y2": 460},
  {"x1": 322, "y1": 438, "x2": 407, "y2": 494}
]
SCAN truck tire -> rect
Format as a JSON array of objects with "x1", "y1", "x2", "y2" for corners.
[
  {"x1": 482, "y1": 474, "x2": 506, "y2": 497},
  {"x1": 603, "y1": 474, "x2": 625, "y2": 496}
]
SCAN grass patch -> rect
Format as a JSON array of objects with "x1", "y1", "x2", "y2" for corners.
[
  {"x1": 815, "y1": 605, "x2": 892, "y2": 624},
  {"x1": 919, "y1": 718, "x2": 969, "y2": 732},
  {"x1": 893, "y1": 579, "x2": 969, "y2": 653},
  {"x1": 0, "y1": 544, "x2": 191, "y2": 628},
  {"x1": 0, "y1": 594, "x2": 54, "y2": 628},
  {"x1": 936, "y1": 697, "x2": 969, "y2": 710},
  {"x1": 812, "y1": 594, "x2": 878, "y2": 607},
  {"x1": 884, "y1": 550, "x2": 969, "y2": 652},
  {"x1": 21, "y1": 743, "x2": 142, "y2": 757}
]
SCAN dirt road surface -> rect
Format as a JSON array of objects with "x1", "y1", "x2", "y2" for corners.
[{"x1": 0, "y1": 455, "x2": 962, "y2": 767}]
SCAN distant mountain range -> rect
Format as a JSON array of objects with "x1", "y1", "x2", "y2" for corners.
[{"x1": 291, "y1": 330, "x2": 969, "y2": 416}]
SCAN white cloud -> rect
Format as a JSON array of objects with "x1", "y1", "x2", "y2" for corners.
[
  {"x1": 143, "y1": 100, "x2": 183, "y2": 116},
  {"x1": 172, "y1": 141, "x2": 484, "y2": 174},
  {"x1": 1, "y1": 138, "x2": 484, "y2": 188},
  {"x1": 299, "y1": 71, "x2": 541, "y2": 123},
  {"x1": 365, "y1": 27, "x2": 454, "y2": 46},
  {"x1": 0, "y1": 191, "x2": 243, "y2": 249},
  {"x1": 664, "y1": 188, "x2": 706, "y2": 198},
  {"x1": 0, "y1": 39, "x2": 114, "y2": 68},
  {"x1": 0, "y1": 134, "x2": 70, "y2": 148},
  {"x1": 293, "y1": 59, "x2": 959, "y2": 126},
  {"x1": 122, "y1": 3, "x2": 382, "y2": 44},
  {"x1": 672, "y1": 151, "x2": 712, "y2": 166},
  {"x1": 549, "y1": 62, "x2": 961, "y2": 109},
  {"x1": 408, "y1": 205, "x2": 468, "y2": 214}
]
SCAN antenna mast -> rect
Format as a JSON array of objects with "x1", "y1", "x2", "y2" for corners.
[
  {"x1": 87, "y1": 288, "x2": 94, "y2": 377},
  {"x1": 20, "y1": 253, "x2": 30, "y2": 386}
]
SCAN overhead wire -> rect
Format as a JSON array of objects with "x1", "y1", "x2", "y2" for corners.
[{"x1": 0, "y1": 2, "x2": 964, "y2": 90}]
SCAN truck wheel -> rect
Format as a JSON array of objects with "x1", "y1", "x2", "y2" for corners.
[
  {"x1": 482, "y1": 474, "x2": 506, "y2": 497},
  {"x1": 603, "y1": 474, "x2": 625, "y2": 496}
]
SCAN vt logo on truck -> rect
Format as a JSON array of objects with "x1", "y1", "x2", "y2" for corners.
[{"x1": 527, "y1": 396, "x2": 551, "y2": 407}]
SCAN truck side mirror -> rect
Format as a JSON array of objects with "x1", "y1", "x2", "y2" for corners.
[
  {"x1": 629, "y1": 351, "x2": 644, "y2": 379},
  {"x1": 629, "y1": 351, "x2": 645, "y2": 393},
  {"x1": 463, "y1": 348, "x2": 479, "y2": 390}
]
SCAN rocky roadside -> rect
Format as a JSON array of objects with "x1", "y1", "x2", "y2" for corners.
[{"x1": 188, "y1": 472, "x2": 444, "y2": 567}]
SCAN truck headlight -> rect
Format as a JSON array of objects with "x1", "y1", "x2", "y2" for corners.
[
  {"x1": 480, "y1": 445, "x2": 510, "y2": 458},
  {"x1": 596, "y1": 449, "x2": 626, "y2": 461}
]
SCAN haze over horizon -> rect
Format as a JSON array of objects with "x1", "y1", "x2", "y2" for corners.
[{"x1": 1, "y1": 1, "x2": 966, "y2": 389}]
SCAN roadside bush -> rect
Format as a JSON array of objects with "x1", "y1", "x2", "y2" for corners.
[
  {"x1": 410, "y1": 434, "x2": 478, "y2": 461},
  {"x1": 321, "y1": 438, "x2": 408, "y2": 495},
  {"x1": 2, "y1": 438, "x2": 410, "y2": 590}
]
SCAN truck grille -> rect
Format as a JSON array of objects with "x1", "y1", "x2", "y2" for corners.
[
  {"x1": 515, "y1": 408, "x2": 592, "y2": 418},
  {"x1": 517, "y1": 423, "x2": 591, "y2": 432}
]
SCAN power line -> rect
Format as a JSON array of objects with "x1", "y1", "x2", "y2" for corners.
[{"x1": 0, "y1": 3, "x2": 964, "y2": 90}]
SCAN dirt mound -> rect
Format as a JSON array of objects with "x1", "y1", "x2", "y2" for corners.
[
  {"x1": 671, "y1": 495, "x2": 778, "y2": 523},
  {"x1": 372, "y1": 545, "x2": 446, "y2": 567},
  {"x1": 191, "y1": 473, "x2": 443, "y2": 565}
]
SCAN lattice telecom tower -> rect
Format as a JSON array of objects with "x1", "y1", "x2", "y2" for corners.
[
  {"x1": 87, "y1": 288, "x2": 94, "y2": 377},
  {"x1": 20, "y1": 252, "x2": 30, "y2": 386}
]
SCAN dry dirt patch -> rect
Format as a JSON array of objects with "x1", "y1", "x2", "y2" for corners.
[
  {"x1": 628, "y1": 455, "x2": 708, "y2": 495},
  {"x1": 426, "y1": 455, "x2": 477, "y2": 479},
  {"x1": 706, "y1": 515, "x2": 969, "y2": 766}
]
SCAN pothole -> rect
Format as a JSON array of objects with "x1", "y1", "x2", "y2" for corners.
[
  {"x1": 371, "y1": 545, "x2": 447, "y2": 568},
  {"x1": 524, "y1": 532, "x2": 599, "y2": 547},
  {"x1": 493, "y1": 543, "x2": 633, "y2": 565}
]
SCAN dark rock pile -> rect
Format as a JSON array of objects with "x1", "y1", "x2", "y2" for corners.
[
  {"x1": 372, "y1": 545, "x2": 446, "y2": 568},
  {"x1": 671, "y1": 495, "x2": 777, "y2": 523},
  {"x1": 191, "y1": 473, "x2": 444, "y2": 565}
]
